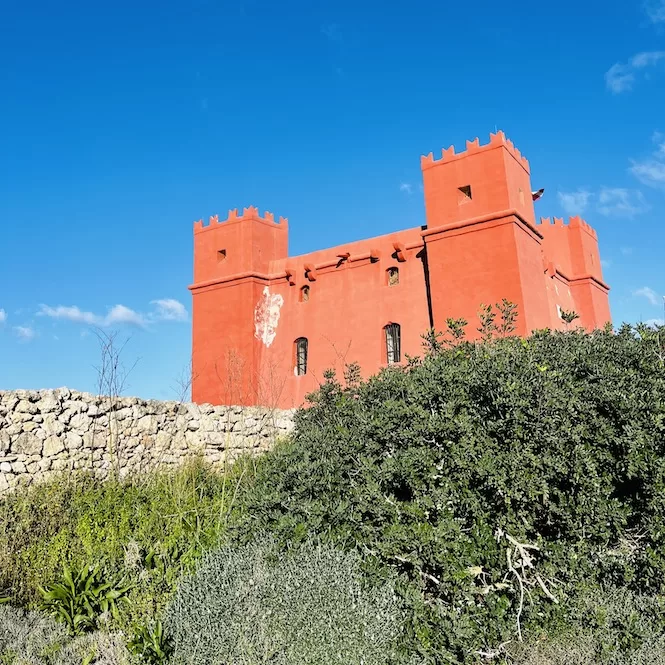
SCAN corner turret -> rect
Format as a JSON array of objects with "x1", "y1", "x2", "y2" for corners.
[{"x1": 192, "y1": 206, "x2": 288, "y2": 286}]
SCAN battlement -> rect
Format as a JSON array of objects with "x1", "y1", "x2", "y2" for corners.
[
  {"x1": 420, "y1": 130, "x2": 530, "y2": 174},
  {"x1": 537, "y1": 216, "x2": 598, "y2": 240},
  {"x1": 193, "y1": 206, "x2": 288, "y2": 233}
]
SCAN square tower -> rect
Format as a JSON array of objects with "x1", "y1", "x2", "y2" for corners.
[{"x1": 421, "y1": 131, "x2": 552, "y2": 336}]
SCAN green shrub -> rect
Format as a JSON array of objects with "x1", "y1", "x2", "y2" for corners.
[
  {"x1": 0, "y1": 458, "x2": 252, "y2": 636},
  {"x1": 164, "y1": 537, "x2": 407, "y2": 665},
  {"x1": 230, "y1": 324, "x2": 665, "y2": 662}
]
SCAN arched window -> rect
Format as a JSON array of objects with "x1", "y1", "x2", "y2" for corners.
[
  {"x1": 384, "y1": 323, "x2": 401, "y2": 364},
  {"x1": 387, "y1": 267, "x2": 399, "y2": 286},
  {"x1": 300, "y1": 285, "x2": 310, "y2": 302},
  {"x1": 295, "y1": 337, "x2": 308, "y2": 376}
]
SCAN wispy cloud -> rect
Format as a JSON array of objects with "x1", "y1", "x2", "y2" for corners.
[
  {"x1": 645, "y1": 318, "x2": 665, "y2": 327},
  {"x1": 645, "y1": 0, "x2": 665, "y2": 23},
  {"x1": 633, "y1": 286, "x2": 662, "y2": 306},
  {"x1": 0, "y1": 309, "x2": 6, "y2": 325},
  {"x1": 558, "y1": 187, "x2": 648, "y2": 217},
  {"x1": 597, "y1": 187, "x2": 649, "y2": 217},
  {"x1": 557, "y1": 189, "x2": 592, "y2": 215},
  {"x1": 321, "y1": 23, "x2": 342, "y2": 44},
  {"x1": 151, "y1": 299, "x2": 188, "y2": 322},
  {"x1": 14, "y1": 326, "x2": 35, "y2": 341},
  {"x1": 38, "y1": 299, "x2": 189, "y2": 329},
  {"x1": 605, "y1": 51, "x2": 665, "y2": 93},
  {"x1": 601, "y1": 259, "x2": 612, "y2": 270},
  {"x1": 399, "y1": 182, "x2": 413, "y2": 195},
  {"x1": 630, "y1": 132, "x2": 665, "y2": 188}
]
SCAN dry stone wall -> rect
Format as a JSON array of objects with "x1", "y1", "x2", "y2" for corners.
[{"x1": 0, "y1": 389, "x2": 295, "y2": 494}]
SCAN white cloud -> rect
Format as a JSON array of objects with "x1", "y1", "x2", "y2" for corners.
[
  {"x1": 39, "y1": 303, "x2": 145, "y2": 328},
  {"x1": 645, "y1": 0, "x2": 665, "y2": 23},
  {"x1": 39, "y1": 305, "x2": 100, "y2": 325},
  {"x1": 597, "y1": 187, "x2": 649, "y2": 217},
  {"x1": 0, "y1": 309, "x2": 6, "y2": 325},
  {"x1": 631, "y1": 159, "x2": 665, "y2": 188},
  {"x1": 557, "y1": 189, "x2": 592, "y2": 215},
  {"x1": 14, "y1": 326, "x2": 35, "y2": 341},
  {"x1": 630, "y1": 131, "x2": 665, "y2": 188},
  {"x1": 105, "y1": 304, "x2": 146, "y2": 327},
  {"x1": 399, "y1": 182, "x2": 413, "y2": 195},
  {"x1": 151, "y1": 299, "x2": 188, "y2": 322},
  {"x1": 601, "y1": 259, "x2": 612, "y2": 269},
  {"x1": 558, "y1": 187, "x2": 648, "y2": 218},
  {"x1": 605, "y1": 51, "x2": 665, "y2": 93},
  {"x1": 38, "y1": 299, "x2": 188, "y2": 329},
  {"x1": 634, "y1": 286, "x2": 661, "y2": 306},
  {"x1": 644, "y1": 318, "x2": 665, "y2": 327}
]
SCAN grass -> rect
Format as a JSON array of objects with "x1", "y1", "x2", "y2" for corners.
[{"x1": 0, "y1": 456, "x2": 254, "y2": 637}]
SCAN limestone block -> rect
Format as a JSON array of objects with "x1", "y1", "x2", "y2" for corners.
[
  {"x1": 13, "y1": 433, "x2": 43, "y2": 456},
  {"x1": 43, "y1": 414, "x2": 65, "y2": 437},
  {"x1": 43, "y1": 435, "x2": 65, "y2": 457},
  {"x1": 16, "y1": 400, "x2": 38, "y2": 415},
  {"x1": 36, "y1": 393, "x2": 60, "y2": 413}
]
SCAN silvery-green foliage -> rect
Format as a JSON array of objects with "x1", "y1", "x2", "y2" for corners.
[
  {"x1": 0, "y1": 604, "x2": 134, "y2": 665},
  {"x1": 0, "y1": 604, "x2": 68, "y2": 664},
  {"x1": 53, "y1": 631, "x2": 135, "y2": 665},
  {"x1": 164, "y1": 538, "x2": 406, "y2": 665},
  {"x1": 510, "y1": 588, "x2": 665, "y2": 665}
]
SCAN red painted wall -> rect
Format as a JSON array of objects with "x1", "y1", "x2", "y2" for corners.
[{"x1": 189, "y1": 132, "x2": 612, "y2": 408}]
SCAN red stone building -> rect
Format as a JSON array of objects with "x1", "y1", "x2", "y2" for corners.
[{"x1": 189, "y1": 131, "x2": 611, "y2": 408}]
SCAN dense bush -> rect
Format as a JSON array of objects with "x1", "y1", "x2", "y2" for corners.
[
  {"x1": 164, "y1": 537, "x2": 407, "y2": 665},
  {"x1": 230, "y1": 324, "x2": 665, "y2": 663}
]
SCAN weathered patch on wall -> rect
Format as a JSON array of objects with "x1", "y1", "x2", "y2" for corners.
[{"x1": 254, "y1": 287, "x2": 284, "y2": 347}]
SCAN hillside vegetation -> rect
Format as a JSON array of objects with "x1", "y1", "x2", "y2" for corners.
[{"x1": 1, "y1": 315, "x2": 665, "y2": 664}]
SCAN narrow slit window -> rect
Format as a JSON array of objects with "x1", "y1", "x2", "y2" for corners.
[
  {"x1": 384, "y1": 323, "x2": 401, "y2": 364},
  {"x1": 458, "y1": 185, "x2": 472, "y2": 204},
  {"x1": 387, "y1": 267, "x2": 399, "y2": 286},
  {"x1": 300, "y1": 285, "x2": 310, "y2": 302},
  {"x1": 217, "y1": 249, "x2": 227, "y2": 262},
  {"x1": 295, "y1": 337, "x2": 308, "y2": 375}
]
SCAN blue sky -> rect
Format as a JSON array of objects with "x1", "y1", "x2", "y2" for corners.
[{"x1": 1, "y1": 0, "x2": 664, "y2": 400}]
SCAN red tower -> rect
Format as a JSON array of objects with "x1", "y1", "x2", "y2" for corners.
[{"x1": 189, "y1": 132, "x2": 611, "y2": 408}]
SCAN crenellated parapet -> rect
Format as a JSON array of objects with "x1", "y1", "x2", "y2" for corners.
[
  {"x1": 194, "y1": 206, "x2": 288, "y2": 233},
  {"x1": 420, "y1": 130, "x2": 530, "y2": 174},
  {"x1": 537, "y1": 215, "x2": 598, "y2": 240}
]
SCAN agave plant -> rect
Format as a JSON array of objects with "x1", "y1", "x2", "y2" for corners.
[{"x1": 39, "y1": 563, "x2": 132, "y2": 635}]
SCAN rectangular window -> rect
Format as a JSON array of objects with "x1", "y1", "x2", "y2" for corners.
[
  {"x1": 295, "y1": 337, "x2": 308, "y2": 375},
  {"x1": 385, "y1": 323, "x2": 401, "y2": 364}
]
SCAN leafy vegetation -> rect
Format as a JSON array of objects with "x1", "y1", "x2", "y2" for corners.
[
  {"x1": 0, "y1": 457, "x2": 252, "y2": 644},
  {"x1": 2, "y1": 314, "x2": 665, "y2": 664},
  {"x1": 230, "y1": 320, "x2": 665, "y2": 663}
]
